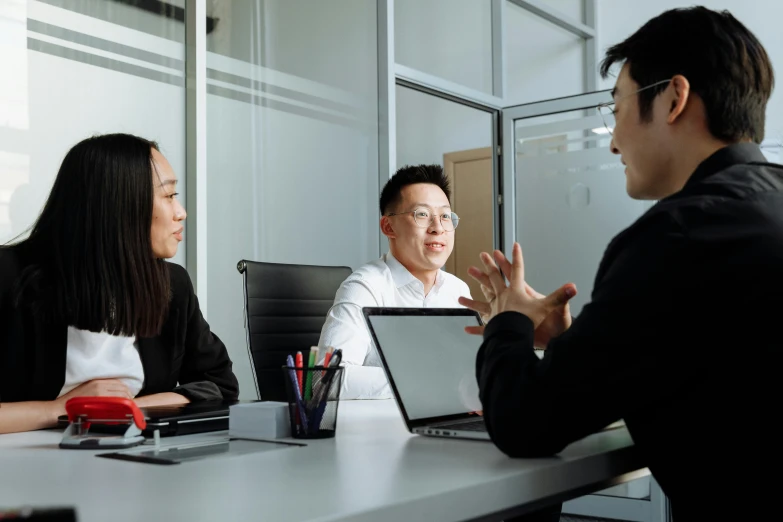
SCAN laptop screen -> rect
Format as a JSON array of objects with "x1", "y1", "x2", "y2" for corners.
[{"x1": 365, "y1": 309, "x2": 483, "y2": 421}]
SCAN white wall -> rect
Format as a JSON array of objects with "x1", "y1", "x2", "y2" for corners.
[
  {"x1": 394, "y1": 0, "x2": 493, "y2": 94},
  {"x1": 505, "y1": 1, "x2": 586, "y2": 105},
  {"x1": 393, "y1": 0, "x2": 587, "y2": 103},
  {"x1": 597, "y1": 0, "x2": 783, "y2": 147},
  {"x1": 395, "y1": 86, "x2": 493, "y2": 169},
  {"x1": 205, "y1": 0, "x2": 379, "y2": 400},
  {"x1": 547, "y1": 0, "x2": 585, "y2": 22}
]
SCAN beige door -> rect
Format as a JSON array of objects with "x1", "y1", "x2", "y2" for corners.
[{"x1": 443, "y1": 147, "x2": 495, "y2": 301}]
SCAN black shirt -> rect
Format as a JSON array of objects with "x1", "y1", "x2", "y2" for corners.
[{"x1": 476, "y1": 143, "x2": 782, "y2": 520}]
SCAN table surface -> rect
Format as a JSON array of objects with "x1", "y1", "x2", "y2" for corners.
[{"x1": 0, "y1": 400, "x2": 647, "y2": 522}]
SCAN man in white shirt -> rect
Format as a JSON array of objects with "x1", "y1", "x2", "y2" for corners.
[{"x1": 318, "y1": 164, "x2": 472, "y2": 399}]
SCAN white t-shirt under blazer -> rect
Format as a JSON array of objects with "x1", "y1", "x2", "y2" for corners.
[{"x1": 57, "y1": 326, "x2": 145, "y2": 398}]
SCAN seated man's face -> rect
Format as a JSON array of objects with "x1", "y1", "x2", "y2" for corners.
[{"x1": 387, "y1": 183, "x2": 454, "y2": 272}]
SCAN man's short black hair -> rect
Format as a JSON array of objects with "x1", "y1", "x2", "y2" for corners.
[
  {"x1": 600, "y1": 6, "x2": 774, "y2": 143},
  {"x1": 380, "y1": 164, "x2": 451, "y2": 215}
]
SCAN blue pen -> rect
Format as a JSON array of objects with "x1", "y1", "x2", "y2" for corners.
[
  {"x1": 328, "y1": 349, "x2": 342, "y2": 367},
  {"x1": 308, "y1": 379, "x2": 328, "y2": 433},
  {"x1": 285, "y1": 355, "x2": 308, "y2": 433},
  {"x1": 308, "y1": 399, "x2": 328, "y2": 434}
]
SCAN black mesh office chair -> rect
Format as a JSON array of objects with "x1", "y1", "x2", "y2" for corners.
[{"x1": 236, "y1": 260, "x2": 352, "y2": 402}]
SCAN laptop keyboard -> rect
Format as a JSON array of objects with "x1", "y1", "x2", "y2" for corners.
[{"x1": 437, "y1": 419, "x2": 487, "y2": 432}]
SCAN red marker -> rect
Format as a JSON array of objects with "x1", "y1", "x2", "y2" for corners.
[{"x1": 295, "y1": 351, "x2": 303, "y2": 395}]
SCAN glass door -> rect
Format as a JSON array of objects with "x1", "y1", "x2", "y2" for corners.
[{"x1": 500, "y1": 91, "x2": 653, "y2": 315}]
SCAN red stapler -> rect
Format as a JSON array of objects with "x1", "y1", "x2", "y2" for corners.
[{"x1": 59, "y1": 397, "x2": 147, "y2": 449}]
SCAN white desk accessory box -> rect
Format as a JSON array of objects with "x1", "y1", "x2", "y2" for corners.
[{"x1": 229, "y1": 402, "x2": 291, "y2": 440}]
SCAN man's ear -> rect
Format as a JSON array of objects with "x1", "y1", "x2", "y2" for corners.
[
  {"x1": 380, "y1": 216, "x2": 396, "y2": 239},
  {"x1": 667, "y1": 74, "x2": 691, "y2": 125}
]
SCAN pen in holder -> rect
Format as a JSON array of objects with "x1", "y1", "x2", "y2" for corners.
[{"x1": 282, "y1": 362, "x2": 344, "y2": 439}]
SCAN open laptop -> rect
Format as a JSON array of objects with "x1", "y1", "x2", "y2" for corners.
[
  {"x1": 364, "y1": 308, "x2": 627, "y2": 439},
  {"x1": 57, "y1": 400, "x2": 244, "y2": 437},
  {"x1": 363, "y1": 307, "x2": 491, "y2": 441}
]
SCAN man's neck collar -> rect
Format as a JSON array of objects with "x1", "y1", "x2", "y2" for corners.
[
  {"x1": 683, "y1": 141, "x2": 767, "y2": 189},
  {"x1": 384, "y1": 251, "x2": 443, "y2": 291}
]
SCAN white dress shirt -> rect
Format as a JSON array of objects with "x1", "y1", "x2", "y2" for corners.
[
  {"x1": 318, "y1": 252, "x2": 471, "y2": 400},
  {"x1": 57, "y1": 327, "x2": 145, "y2": 398}
]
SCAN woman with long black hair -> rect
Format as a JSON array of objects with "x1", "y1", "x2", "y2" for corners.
[{"x1": 0, "y1": 133, "x2": 238, "y2": 434}]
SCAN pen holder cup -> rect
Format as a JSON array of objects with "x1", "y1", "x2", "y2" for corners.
[{"x1": 282, "y1": 365, "x2": 344, "y2": 439}]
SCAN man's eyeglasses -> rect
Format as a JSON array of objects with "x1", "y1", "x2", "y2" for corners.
[
  {"x1": 386, "y1": 208, "x2": 460, "y2": 231},
  {"x1": 596, "y1": 79, "x2": 672, "y2": 135}
]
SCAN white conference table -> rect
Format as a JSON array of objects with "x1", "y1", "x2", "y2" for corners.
[{"x1": 0, "y1": 400, "x2": 647, "y2": 522}]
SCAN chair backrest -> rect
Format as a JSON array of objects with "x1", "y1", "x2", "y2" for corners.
[{"x1": 236, "y1": 260, "x2": 351, "y2": 401}]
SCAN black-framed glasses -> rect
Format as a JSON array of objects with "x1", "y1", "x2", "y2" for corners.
[
  {"x1": 596, "y1": 79, "x2": 672, "y2": 135},
  {"x1": 386, "y1": 207, "x2": 460, "y2": 231}
]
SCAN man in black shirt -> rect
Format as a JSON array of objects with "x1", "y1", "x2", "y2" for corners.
[{"x1": 460, "y1": 7, "x2": 780, "y2": 521}]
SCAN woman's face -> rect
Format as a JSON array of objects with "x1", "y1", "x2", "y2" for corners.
[{"x1": 150, "y1": 148, "x2": 186, "y2": 259}]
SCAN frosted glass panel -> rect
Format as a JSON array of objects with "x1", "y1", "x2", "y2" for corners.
[
  {"x1": 206, "y1": 0, "x2": 379, "y2": 400},
  {"x1": 514, "y1": 108, "x2": 652, "y2": 316},
  {"x1": 0, "y1": 0, "x2": 186, "y2": 267}
]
